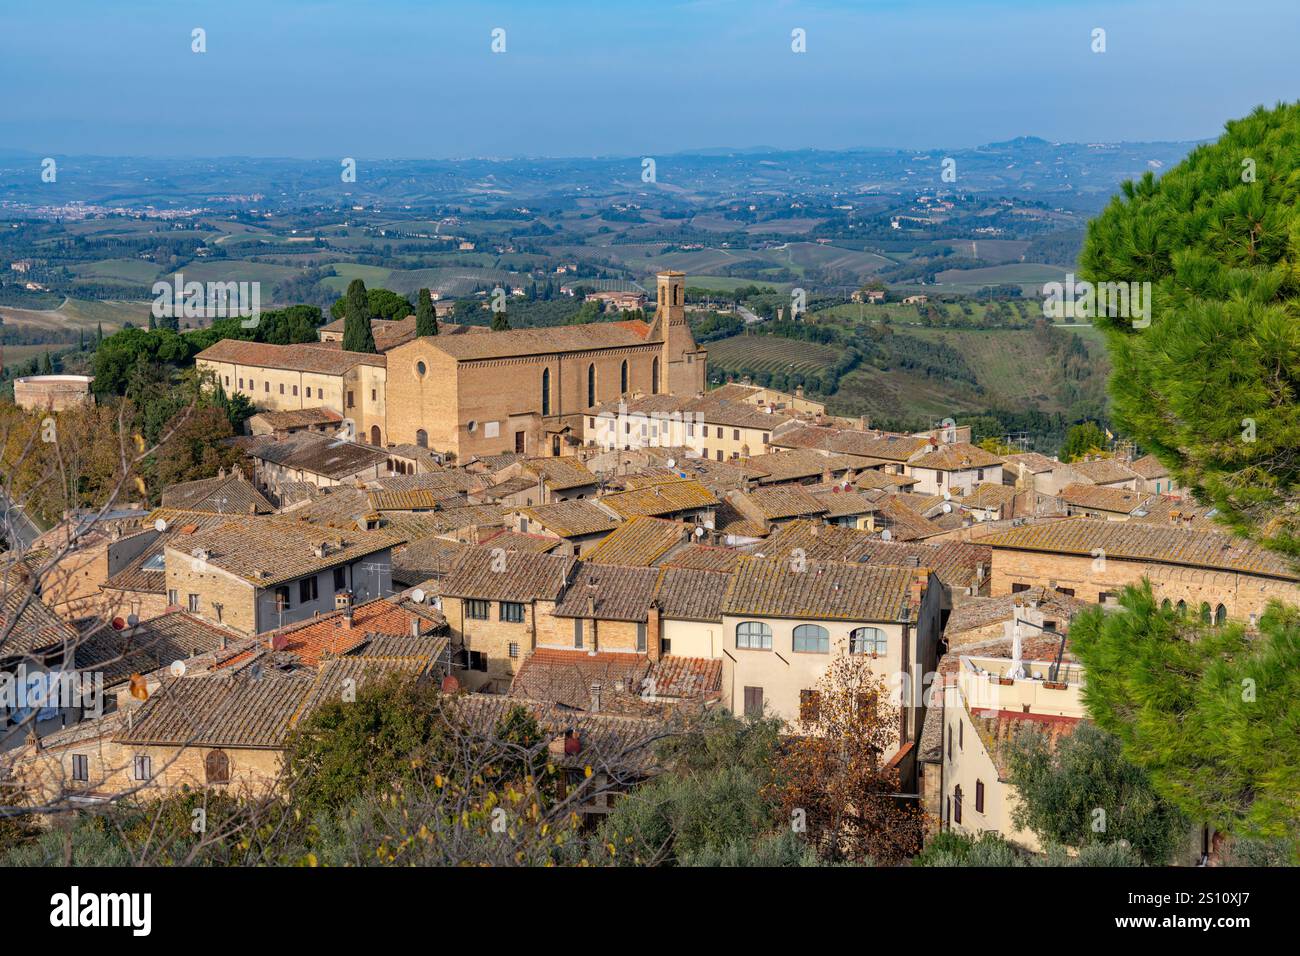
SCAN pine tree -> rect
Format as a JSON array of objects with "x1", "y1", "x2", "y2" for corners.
[
  {"x1": 342, "y1": 279, "x2": 377, "y2": 353},
  {"x1": 1081, "y1": 102, "x2": 1300, "y2": 556},
  {"x1": 39, "y1": 351, "x2": 52, "y2": 375},
  {"x1": 416, "y1": 287, "x2": 438, "y2": 336},
  {"x1": 96, "y1": 322, "x2": 104, "y2": 345},
  {"x1": 491, "y1": 307, "x2": 510, "y2": 332}
]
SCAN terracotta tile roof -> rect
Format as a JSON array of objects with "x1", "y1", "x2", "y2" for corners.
[
  {"x1": 659, "y1": 543, "x2": 741, "y2": 572},
  {"x1": 599, "y1": 480, "x2": 718, "y2": 519},
  {"x1": 392, "y1": 536, "x2": 474, "y2": 586},
  {"x1": 440, "y1": 546, "x2": 574, "y2": 602},
  {"x1": 0, "y1": 586, "x2": 82, "y2": 658},
  {"x1": 160, "y1": 473, "x2": 274, "y2": 515},
  {"x1": 522, "y1": 456, "x2": 598, "y2": 491},
  {"x1": 366, "y1": 489, "x2": 445, "y2": 511},
  {"x1": 1058, "y1": 483, "x2": 1153, "y2": 514},
  {"x1": 1128, "y1": 497, "x2": 1219, "y2": 527},
  {"x1": 372, "y1": 470, "x2": 481, "y2": 494},
  {"x1": 853, "y1": 469, "x2": 919, "y2": 491},
  {"x1": 263, "y1": 597, "x2": 444, "y2": 665},
  {"x1": 1000, "y1": 452, "x2": 1059, "y2": 475},
  {"x1": 102, "y1": 541, "x2": 166, "y2": 594},
  {"x1": 907, "y1": 441, "x2": 1003, "y2": 471},
  {"x1": 960, "y1": 483, "x2": 1018, "y2": 511},
  {"x1": 648, "y1": 656, "x2": 723, "y2": 699},
  {"x1": 319, "y1": 316, "x2": 420, "y2": 351},
  {"x1": 247, "y1": 407, "x2": 344, "y2": 430},
  {"x1": 480, "y1": 475, "x2": 537, "y2": 499},
  {"x1": 1128, "y1": 454, "x2": 1170, "y2": 479},
  {"x1": 1067, "y1": 457, "x2": 1139, "y2": 486},
  {"x1": 247, "y1": 432, "x2": 389, "y2": 480},
  {"x1": 970, "y1": 705, "x2": 1081, "y2": 781},
  {"x1": 810, "y1": 488, "x2": 881, "y2": 518},
  {"x1": 980, "y1": 517, "x2": 1300, "y2": 580},
  {"x1": 197, "y1": 338, "x2": 385, "y2": 374},
  {"x1": 756, "y1": 520, "x2": 990, "y2": 591},
  {"x1": 584, "y1": 516, "x2": 688, "y2": 567},
  {"x1": 722, "y1": 556, "x2": 918, "y2": 622},
  {"x1": 477, "y1": 528, "x2": 563, "y2": 554},
  {"x1": 772, "y1": 424, "x2": 927, "y2": 461},
  {"x1": 741, "y1": 485, "x2": 829, "y2": 521},
  {"x1": 509, "y1": 648, "x2": 649, "y2": 710},
  {"x1": 552, "y1": 564, "x2": 663, "y2": 622},
  {"x1": 744, "y1": 448, "x2": 861, "y2": 484},
  {"x1": 712, "y1": 500, "x2": 769, "y2": 539},
  {"x1": 876, "y1": 497, "x2": 945, "y2": 540},
  {"x1": 945, "y1": 587, "x2": 1092, "y2": 640},
  {"x1": 656, "y1": 567, "x2": 730, "y2": 621},
  {"x1": 165, "y1": 518, "x2": 401, "y2": 588},
  {"x1": 413, "y1": 321, "x2": 653, "y2": 361},
  {"x1": 519, "y1": 499, "x2": 620, "y2": 537},
  {"x1": 74, "y1": 612, "x2": 240, "y2": 687}
]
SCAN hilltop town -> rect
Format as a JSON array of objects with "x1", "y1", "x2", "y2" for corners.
[{"x1": 3, "y1": 262, "x2": 1294, "y2": 868}]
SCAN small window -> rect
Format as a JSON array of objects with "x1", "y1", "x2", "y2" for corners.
[
  {"x1": 134, "y1": 755, "x2": 152, "y2": 781},
  {"x1": 500, "y1": 601, "x2": 525, "y2": 623},
  {"x1": 205, "y1": 749, "x2": 230, "y2": 785},
  {"x1": 280, "y1": 383, "x2": 285, "y2": 394},
  {"x1": 792, "y1": 623, "x2": 829, "y2": 653},
  {"x1": 733, "y1": 429, "x2": 740, "y2": 441},
  {"x1": 333, "y1": 567, "x2": 346, "y2": 591},
  {"x1": 299, "y1": 576, "x2": 319, "y2": 604},
  {"x1": 468, "y1": 651, "x2": 488, "y2": 672},
  {"x1": 743, "y1": 686, "x2": 763, "y2": 717},
  {"x1": 274, "y1": 586, "x2": 290, "y2": 612},
  {"x1": 167, "y1": 589, "x2": 178, "y2": 607},
  {"x1": 1099, "y1": 591, "x2": 1113, "y2": 604},
  {"x1": 264, "y1": 381, "x2": 270, "y2": 393},
  {"x1": 736, "y1": 621, "x2": 772, "y2": 650},
  {"x1": 508, "y1": 642, "x2": 519, "y2": 659},
  {"x1": 953, "y1": 785, "x2": 963, "y2": 824},
  {"x1": 72, "y1": 754, "x2": 89, "y2": 782},
  {"x1": 959, "y1": 719, "x2": 963, "y2": 750},
  {"x1": 416, "y1": 360, "x2": 427, "y2": 377},
  {"x1": 636, "y1": 621, "x2": 647, "y2": 653},
  {"x1": 975, "y1": 779, "x2": 985, "y2": 813},
  {"x1": 947, "y1": 725, "x2": 952, "y2": 760},
  {"x1": 187, "y1": 593, "x2": 199, "y2": 613},
  {"x1": 466, "y1": 599, "x2": 490, "y2": 620},
  {"x1": 293, "y1": 385, "x2": 299, "y2": 396},
  {"x1": 799, "y1": 689, "x2": 821, "y2": 722},
  {"x1": 1011, "y1": 583, "x2": 1030, "y2": 593},
  {"x1": 574, "y1": 618, "x2": 584, "y2": 648},
  {"x1": 1056, "y1": 587, "x2": 1075, "y2": 597},
  {"x1": 371, "y1": 389, "x2": 376, "y2": 401},
  {"x1": 347, "y1": 390, "x2": 355, "y2": 408},
  {"x1": 306, "y1": 387, "x2": 312, "y2": 398}
]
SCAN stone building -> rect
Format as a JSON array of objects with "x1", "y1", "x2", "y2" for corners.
[
  {"x1": 384, "y1": 271, "x2": 707, "y2": 461},
  {"x1": 13, "y1": 375, "x2": 94, "y2": 412}
]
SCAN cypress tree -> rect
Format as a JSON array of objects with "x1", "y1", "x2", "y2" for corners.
[
  {"x1": 342, "y1": 279, "x2": 377, "y2": 353},
  {"x1": 416, "y1": 287, "x2": 438, "y2": 336}
]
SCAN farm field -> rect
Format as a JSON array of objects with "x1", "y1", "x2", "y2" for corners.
[
  {"x1": 0, "y1": 297, "x2": 146, "y2": 332},
  {"x1": 930, "y1": 262, "x2": 1070, "y2": 295},
  {"x1": 705, "y1": 333, "x2": 841, "y2": 376}
]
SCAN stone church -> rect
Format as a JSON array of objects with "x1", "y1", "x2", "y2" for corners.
[{"x1": 385, "y1": 271, "x2": 707, "y2": 460}]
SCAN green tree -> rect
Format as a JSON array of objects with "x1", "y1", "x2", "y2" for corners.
[
  {"x1": 491, "y1": 306, "x2": 511, "y2": 332},
  {"x1": 416, "y1": 287, "x2": 438, "y2": 336},
  {"x1": 1060, "y1": 421, "x2": 1109, "y2": 462},
  {"x1": 1004, "y1": 721, "x2": 1189, "y2": 865},
  {"x1": 1069, "y1": 583, "x2": 1300, "y2": 857},
  {"x1": 342, "y1": 279, "x2": 377, "y2": 353},
  {"x1": 1080, "y1": 102, "x2": 1300, "y2": 556}
]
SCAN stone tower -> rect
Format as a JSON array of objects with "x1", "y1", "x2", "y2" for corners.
[{"x1": 650, "y1": 271, "x2": 706, "y2": 395}]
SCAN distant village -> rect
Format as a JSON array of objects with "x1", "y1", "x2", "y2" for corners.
[{"x1": 3, "y1": 270, "x2": 1295, "y2": 859}]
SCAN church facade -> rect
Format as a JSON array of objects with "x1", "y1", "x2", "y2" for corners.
[{"x1": 385, "y1": 271, "x2": 707, "y2": 460}]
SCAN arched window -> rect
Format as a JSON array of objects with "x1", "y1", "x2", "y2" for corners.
[
  {"x1": 1176, "y1": 600, "x2": 1187, "y2": 615},
  {"x1": 1215, "y1": 603, "x2": 1227, "y2": 625},
  {"x1": 541, "y1": 368, "x2": 551, "y2": 416},
  {"x1": 652, "y1": 357, "x2": 660, "y2": 394},
  {"x1": 587, "y1": 363, "x2": 596, "y2": 408},
  {"x1": 620, "y1": 359, "x2": 628, "y2": 393},
  {"x1": 1161, "y1": 598, "x2": 1172, "y2": 612},
  {"x1": 736, "y1": 621, "x2": 772, "y2": 650},
  {"x1": 370, "y1": 425, "x2": 381, "y2": 445},
  {"x1": 205, "y1": 749, "x2": 230, "y2": 786},
  {"x1": 850, "y1": 627, "x2": 888, "y2": 656},
  {"x1": 1200, "y1": 602, "x2": 1212, "y2": 624},
  {"x1": 415, "y1": 429, "x2": 428, "y2": 449},
  {"x1": 793, "y1": 624, "x2": 829, "y2": 653}
]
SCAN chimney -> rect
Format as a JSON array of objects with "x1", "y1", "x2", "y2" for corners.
[
  {"x1": 646, "y1": 603, "x2": 662, "y2": 662},
  {"x1": 589, "y1": 682, "x2": 602, "y2": 713},
  {"x1": 335, "y1": 589, "x2": 354, "y2": 626}
]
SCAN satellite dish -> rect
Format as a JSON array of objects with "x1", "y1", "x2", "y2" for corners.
[
  {"x1": 154, "y1": 518, "x2": 168, "y2": 533},
  {"x1": 666, "y1": 458, "x2": 676, "y2": 469},
  {"x1": 168, "y1": 660, "x2": 187, "y2": 678},
  {"x1": 942, "y1": 503, "x2": 952, "y2": 513},
  {"x1": 111, "y1": 616, "x2": 126, "y2": 631},
  {"x1": 881, "y1": 529, "x2": 893, "y2": 541},
  {"x1": 942, "y1": 489, "x2": 951, "y2": 501},
  {"x1": 127, "y1": 613, "x2": 139, "y2": 627},
  {"x1": 694, "y1": 526, "x2": 705, "y2": 538},
  {"x1": 411, "y1": 588, "x2": 426, "y2": 604}
]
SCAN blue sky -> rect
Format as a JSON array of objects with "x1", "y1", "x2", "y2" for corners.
[{"x1": 3, "y1": 0, "x2": 1298, "y2": 158}]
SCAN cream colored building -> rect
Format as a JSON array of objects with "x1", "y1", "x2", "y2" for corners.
[{"x1": 196, "y1": 339, "x2": 389, "y2": 446}]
